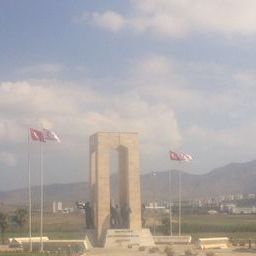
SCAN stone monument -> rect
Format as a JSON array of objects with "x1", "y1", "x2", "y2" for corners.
[{"x1": 88, "y1": 132, "x2": 154, "y2": 247}]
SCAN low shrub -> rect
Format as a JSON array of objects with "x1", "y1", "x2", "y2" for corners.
[
  {"x1": 164, "y1": 246, "x2": 175, "y2": 256},
  {"x1": 138, "y1": 246, "x2": 146, "y2": 251},
  {"x1": 206, "y1": 252, "x2": 215, "y2": 256},
  {"x1": 184, "y1": 249, "x2": 197, "y2": 256},
  {"x1": 149, "y1": 247, "x2": 159, "y2": 253}
]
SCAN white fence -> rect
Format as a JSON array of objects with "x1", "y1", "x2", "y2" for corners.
[{"x1": 198, "y1": 237, "x2": 229, "y2": 250}]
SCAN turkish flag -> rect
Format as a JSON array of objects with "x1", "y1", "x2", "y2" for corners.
[
  {"x1": 169, "y1": 151, "x2": 181, "y2": 161},
  {"x1": 30, "y1": 128, "x2": 45, "y2": 142}
]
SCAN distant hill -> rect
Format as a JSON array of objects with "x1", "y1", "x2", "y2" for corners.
[
  {"x1": 1, "y1": 160, "x2": 256, "y2": 206},
  {"x1": 0, "y1": 182, "x2": 89, "y2": 207},
  {"x1": 142, "y1": 160, "x2": 256, "y2": 201}
]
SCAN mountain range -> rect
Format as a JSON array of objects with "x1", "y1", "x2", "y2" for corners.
[{"x1": 1, "y1": 160, "x2": 256, "y2": 207}]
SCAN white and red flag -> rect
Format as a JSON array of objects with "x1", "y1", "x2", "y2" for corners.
[
  {"x1": 169, "y1": 151, "x2": 193, "y2": 161},
  {"x1": 42, "y1": 128, "x2": 61, "y2": 142},
  {"x1": 30, "y1": 128, "x2": 45, "y2": 142},
  {"x1": 169, "y1": 151, "x2": 182, "y2": 161},
  {"x1": 179, "y1": 152, "x2": 193, "y2": 162}
]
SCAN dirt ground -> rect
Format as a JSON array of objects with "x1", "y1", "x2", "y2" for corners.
[{"x1": 1, "y1": 243, "x2": 256, "y2": 255}]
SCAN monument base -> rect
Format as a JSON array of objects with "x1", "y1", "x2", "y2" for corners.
[
  {"x1": 85, "y1": 229, "x2": 97, "y2": 249},
  {"x1": 104, "y1": 229, "x2": 155, "y2": 248}
]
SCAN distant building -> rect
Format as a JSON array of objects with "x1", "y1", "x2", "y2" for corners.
[
  {"x1": 234, "y1": 194, "x2": 244, "y2": 200},
  {"x1": 220, "y1": 203, "x2": 236, "y2": 213},
  {"x1": 53, "y1": 201, "x2": 57, "y2": 213},
  {"x1": 53, "y1": 201, "x2": 72, "y2": 214},
  {"x1": 248, "y1": 194, "x2": 256, "y2": 199},
  {"x1": 208, "y1": 210, "x2": 218, "y2": 215},
  {"x1": 226, "y1": 195, "x2": 235, "y2": 201},
  {"x1": 57, "y1": 201, "x2": 62, "y2": 211},
  {"x1": 145, "y1": 202, "x2": 167, "y2": 212},
  {"x1": 218, "y1": 196, "x2": 226, "y2": 202},
  {"x1": 220, "y1": 202, "x2": 256, "y2": 215},
  {"x1": 62, "y1": 207, "x2": 74, "y2": 214},
  {"x1": 232, "y1": 206, "x2": 256, "y2": 214}
]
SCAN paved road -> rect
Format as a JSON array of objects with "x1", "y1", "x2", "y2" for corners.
[{"x1": 86, "y1": 244, "x2": 256, "y2": 256}]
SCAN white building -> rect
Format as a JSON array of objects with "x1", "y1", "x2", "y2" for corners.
[
  {"x1": 220, "y1": 203, "x2": 236, "y2": 213},
  {"x1": 232, "y1": 206, "x2": 256, "y2": 214},
  {"x1": 52, "y1": 201, "x2": 57, "y2": 213},
  {"x1": 208, "y1": 210, "x2": 218, "y2": 215},
  {"x1": 57, "y1": 201, "x2": 62, "y2": 211},
  {"x1": 234, "y1": 194, "x2": 244, "y2": 200}
]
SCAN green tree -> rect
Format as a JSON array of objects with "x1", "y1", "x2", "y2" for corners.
[
  {"x1": 13, "y1": 208, "x2": 28, "y2": 231},
  {"x1": 0, "y1": 212, "x2": 8, "y2": 244},
  {"x1": 161, "y1": 217, "x2": 171, "y2": 235}
]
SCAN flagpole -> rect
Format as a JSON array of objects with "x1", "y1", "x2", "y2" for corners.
[
  {"x1": 170, "y1": 151, "x2": 192, "y2": 237},
  {"x1": 178, "y1": 167, "x2": 181, "y2": 236},
  {"x1": 168, "y1": 169, "x2": 172, "y2": 236},
  {"x1": 40, "y1": 141, "x2": 44, "y2": 252},
  {"x1": 152, "y1": 171, "x2": 156, "y2": 235},
  {"x1": 27, "y1": 128, "x2": 32, "y2": 252}
]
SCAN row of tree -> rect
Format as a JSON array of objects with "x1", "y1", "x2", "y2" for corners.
[{"x1": 0, "y1": 208, "x2": 28, "y2": 244}]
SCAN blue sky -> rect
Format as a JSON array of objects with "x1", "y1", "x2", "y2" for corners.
[{"x1": 1, "y1": 0, "x2": 256, "y2": 190}]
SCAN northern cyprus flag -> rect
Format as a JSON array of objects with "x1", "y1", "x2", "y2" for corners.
[
  {"x1": 179, "y1": 152, "x2": 193, "y2": 162},
  {"x1": 42, "y1": 128, "x2": 61, "y2": 142}
]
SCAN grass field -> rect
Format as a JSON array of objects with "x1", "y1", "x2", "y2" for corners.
[
  {"x1": 149, "y1": 213, "x2": 256, "y2": 240},
  {"x1": 4, "y1": 212, "x2": 86, "y2": 241},
  {"x1": 3, "y1": 211, "x2": 256, "y2": 243},
  {"x1": 182, "y1": 214, "x2": 256, "y2": 237}
]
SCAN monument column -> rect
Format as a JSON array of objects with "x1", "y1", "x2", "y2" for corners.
[
  {"x1": 118, "y1": 146, "x2": 128, "y2": 208},
  {"x1": 95, "y1": 138, "x2": 111, "y2": 243},
  {"x1": 120, "y1": 135, "x2": 141, "y2": 230}
]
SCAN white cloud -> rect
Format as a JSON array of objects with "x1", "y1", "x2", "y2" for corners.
[
  {"x1": 0, "y1": 80, "x2": 101, "y2": 143},
  {"x1": 233, "y1": 71, "x2": 256, "y2": 88},
  {"x1": 0, "y1": 77, "x2": 182, "y2": 173},
  {"x1": 0, "y1": 120, "x2": 24, "y2": 143},
  {"x1": 92, "y1": 11, "x2": 125, "y2": 32},
  {"x1": 184, "y1": 120, "x2": 256, "y2": 173},
  {"x1": 2, "y1": 53, "x2": 256, "y2": 188},
  {"x1": 83, "y1": 0, "x2": 256, "y2": 38},
  {"x1": 77, "y1": 11, "x2": 125, "y2": 32},
  {"x1": 0, "y1": 151, "x2": 17, "y2": 167},
  {"x1": 132, "y1": 55, "x2": 256, "y2": 120},
  {"x1": 120, "y1": 55, "x2": 256, "y2": 173}
]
